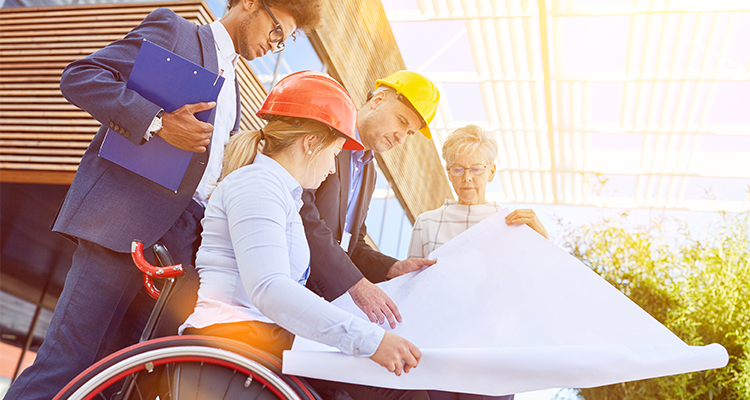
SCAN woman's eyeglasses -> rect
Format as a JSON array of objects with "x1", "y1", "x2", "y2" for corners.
[
  {"x1": 448, "y1": 164, "x2": 489, "y2": 177},
  {"x1": 260, "y1": 0, "x2": 286, "y2": 53}
]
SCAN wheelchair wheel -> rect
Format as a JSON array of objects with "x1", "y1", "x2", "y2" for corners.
[{"x1": 54, "y1": 335, "x2": 320, "y2": 400}]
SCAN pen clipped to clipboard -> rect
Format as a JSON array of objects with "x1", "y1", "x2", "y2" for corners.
[{"x1": 99, "y1": 40, "x2": 226, "y2": 192}]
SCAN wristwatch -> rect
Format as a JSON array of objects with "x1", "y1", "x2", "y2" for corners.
[{"x1": 146, "y1": 109, "x2": 165, "y2": 141}]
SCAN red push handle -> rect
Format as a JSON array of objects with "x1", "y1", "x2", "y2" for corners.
[{"x1": 131, "y1": 241, "x2": 184, "y2": 299}]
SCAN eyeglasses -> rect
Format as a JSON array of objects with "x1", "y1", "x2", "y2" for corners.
[
  {"x1": 260, "y1": 0, "x2": 285, "y2": 53},
  {"x1": 448, "y1": 164, "x2": 489, "y2": 177}
]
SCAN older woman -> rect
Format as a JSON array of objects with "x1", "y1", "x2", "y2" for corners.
[
  {"x1": 408, "y1": 125, "x2": 547, "y2": 259},
  {"x1": 407, "y1": 124, "x2": 548, "y2": 400}
]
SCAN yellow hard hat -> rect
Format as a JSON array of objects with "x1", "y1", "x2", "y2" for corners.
[{"x1": 374, "y1": 70, "x2": 440, "y2": 139}]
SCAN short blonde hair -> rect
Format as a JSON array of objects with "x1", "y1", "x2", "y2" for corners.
[
  {"x1": 219, "y1": 118, "x2": 337, "y2": 182},
  {"x1": 441, "y1": 125, "x2": 498, "y2": 166}
]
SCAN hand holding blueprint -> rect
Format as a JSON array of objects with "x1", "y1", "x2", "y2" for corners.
[{"x1": 283, "y1": 209, "x2": 728, "y2": 395}]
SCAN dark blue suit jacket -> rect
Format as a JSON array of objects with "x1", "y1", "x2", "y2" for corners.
[
  {"x1": 302, "y1": 150, "x2": 398, "y2": 301},
  {"x1": 54, "y1": 8, "x2": 240, "y2": 253}
]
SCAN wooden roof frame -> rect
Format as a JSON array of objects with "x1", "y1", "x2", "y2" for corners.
[
  {"x1": 0, "y1": 0, "x2": 452, "y2": 222},
  {"x1": 309, "y1": 0, "x2": 453, "y2": 223},
  {"x1": 0, "y1": 1, "x2": 269, "y2": 185}
]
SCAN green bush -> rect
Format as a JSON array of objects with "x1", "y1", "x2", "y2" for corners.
[{"x1": 558, "y1": 212, "x2": 750, "y2": 400}]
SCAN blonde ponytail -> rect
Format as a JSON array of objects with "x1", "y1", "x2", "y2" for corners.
[
  {"x1": 218, "y1": 119, "x2": 338, "y2": 183},
  {"x1": 218, "y1": 129, "x2": 264, "y2": 182}
]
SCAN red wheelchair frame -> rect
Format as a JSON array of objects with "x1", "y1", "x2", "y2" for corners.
[{"x1": 53, "y1": 241, "x2": 321, "y2": 400}]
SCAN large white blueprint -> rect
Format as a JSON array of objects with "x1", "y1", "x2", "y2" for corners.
[{"x1": 283, "y1": 210, "x2": 728, "y2": 395}]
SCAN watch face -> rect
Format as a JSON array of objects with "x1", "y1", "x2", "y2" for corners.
[{"x1": 149, "y1": 115, "x2": 163, "y2": 134}]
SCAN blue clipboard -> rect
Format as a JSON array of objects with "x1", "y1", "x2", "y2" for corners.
[{"x1": 99, "y1": 40, "x2": 225, "y2": 192}]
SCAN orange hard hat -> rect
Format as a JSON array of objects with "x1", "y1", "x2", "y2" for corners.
[{"x1": 257, "y1": 71, "x2": 364, "y2": 151}]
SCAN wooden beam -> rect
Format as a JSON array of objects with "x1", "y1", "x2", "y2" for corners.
[
  {"x1": 0, "y1": 170, "x2": 76, "y2": 185},
  {"x1": 537, "y1": 0, "x2": 559, "y2": 205},
  {"x1": 309, "y1": 0, "x2": 452, "y2": 223},
  {"x1": 0, "y1": 1, "x2": 268, "y2": 184}
]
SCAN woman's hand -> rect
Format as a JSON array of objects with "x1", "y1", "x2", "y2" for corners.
[
  {"x1": 370, "y1": 332, "x2": 421, "y2": 376},
  {"x1": 505, "y1": 209, "x2": 549, "y2": 239}
]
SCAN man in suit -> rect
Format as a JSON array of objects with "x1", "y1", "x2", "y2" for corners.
[
  {"x1": 5, "y1": 1, "x2": 320, "y2": 399},
  {"x1": 302, "y1": 71, "x2": 441, "y2": 330}
]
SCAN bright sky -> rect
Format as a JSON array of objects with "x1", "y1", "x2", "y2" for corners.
[{"x1": 381, "y1": 0, "x2": 750, "y2": 215}]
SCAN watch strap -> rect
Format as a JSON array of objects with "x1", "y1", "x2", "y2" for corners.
[{"x1": 146, "y1": 108, "x2": 165, "y2": 139}]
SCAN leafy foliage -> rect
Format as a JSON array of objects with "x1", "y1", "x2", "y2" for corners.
[{"x1": 558, "y1": 212, "x2": 750, "y2": 400}]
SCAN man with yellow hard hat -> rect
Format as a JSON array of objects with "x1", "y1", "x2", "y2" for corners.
[{"x1": 301, "y1": 70, "x2": 440, "y2": 334}]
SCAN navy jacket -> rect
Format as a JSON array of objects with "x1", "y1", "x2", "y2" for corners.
[
  {"x1": 302, "y1": 150, "x2": 398, "y2": 301},
  {"x1": 54, "y1": 8, "x2": 239, "y2": 253}
]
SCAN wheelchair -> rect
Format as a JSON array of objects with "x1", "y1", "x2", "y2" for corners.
[{"x1": 53, "y1": 241, "x2": 321, "y2": 400}]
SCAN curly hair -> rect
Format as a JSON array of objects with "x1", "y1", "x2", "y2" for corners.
[
  {"x1": 228, "y1": 0, "x2": 322, "y2": 33},
  {"x1": 441, "y1": 125, "x2": 499, "y2": 167}
]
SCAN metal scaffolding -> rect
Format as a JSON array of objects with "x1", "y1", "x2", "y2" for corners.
[{"x1": 386, "y1": 0, "x2": 750, "y2": 212}]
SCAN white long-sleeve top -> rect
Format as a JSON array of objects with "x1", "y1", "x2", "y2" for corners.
[
  {"x1": 180, "y1": 154, "x2": 384, "y2": 356},
  {"x1": 192, "y1": 20, "x2": 238, "y2": 206},
  {"x1": 407, "y1": 200, "x2": 504, "y2": 258}
]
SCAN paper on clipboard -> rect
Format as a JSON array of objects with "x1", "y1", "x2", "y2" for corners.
[{"x1": 99, "y1": 40, "x2": 225, "y2": 192}]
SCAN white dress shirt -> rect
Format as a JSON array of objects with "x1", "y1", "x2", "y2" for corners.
[
  {"x1": 408, "y1": 200, "x2": 504, "y2": 258},
  {"x1": 180, "y1": 155, "x2": 384, "y2": 357},
  {"x1": 192, "y1": 20, "x2": 239, "y2": 206}
]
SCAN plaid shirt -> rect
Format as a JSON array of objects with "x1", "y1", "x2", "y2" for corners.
[{"x1": 408, "y1": 200, "x2": 503, "y2": 258}]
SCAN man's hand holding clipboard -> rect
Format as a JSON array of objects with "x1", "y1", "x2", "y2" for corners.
[
  {"x1": 99, "y1": 40, "x2": 226, "y2": 192},
  {"x1": 159, "y1": 101, "x2": 217, "y2": 153}
]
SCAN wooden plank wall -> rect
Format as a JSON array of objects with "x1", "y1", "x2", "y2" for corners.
[
  {"x1": 309, "y1": 0, "x2": 453, "y2": 223},
  {"x1": 0, "y1": 0, "x2": 452, "y2": 222},
  {"x1": 0, "y1": 0, "x2": 267, "y2": 185}
]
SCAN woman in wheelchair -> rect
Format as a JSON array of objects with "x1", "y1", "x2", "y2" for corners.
[{"x1": 177, "y1": 71, "x2": 428, "y2": 400}]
